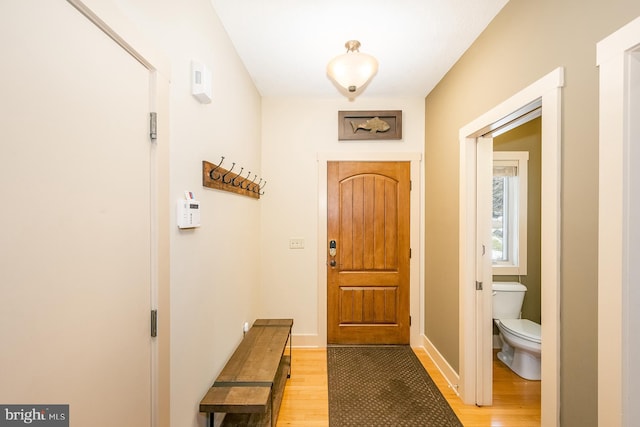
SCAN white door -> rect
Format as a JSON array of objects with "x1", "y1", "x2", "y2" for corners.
[
  {"x1": 475, "y1": 137, "x2": 494, "y2": 406},
  {"x1": 0, "y1": 1, "x2": 153, "y2": 425}
]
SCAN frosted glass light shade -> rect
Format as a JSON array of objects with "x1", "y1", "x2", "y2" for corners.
[{"x1": 327, "y1": 41, "x2": 378, "y2": 94}]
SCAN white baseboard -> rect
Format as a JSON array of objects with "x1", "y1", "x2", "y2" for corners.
[
  {"x1": 291, "y1": 333, "x2": 323, "y2": 348},
  {"x1": 420, "y1": 334, "x2": 461, "y2": 396}
]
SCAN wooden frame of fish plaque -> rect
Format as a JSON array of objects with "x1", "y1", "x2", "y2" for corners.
[{"x1": 338, "y1": 110, "x2": 402, "y2": 141}]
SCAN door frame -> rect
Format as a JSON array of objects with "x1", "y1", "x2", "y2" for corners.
[
  {"x1": 458, "y1": 67, "x2": 563, "y2": 427},
  {"x1": 317, "y1": 152, "x2": 423, "y2": 347},
  {"x1": 597, "y1": 16, "x2": 640, "y2": 427},
  {"x1": 66, "y1": 1, "x2": 171, "y2": 426}
]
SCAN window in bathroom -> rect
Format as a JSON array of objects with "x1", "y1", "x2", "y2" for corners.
[{"x1": 492, "y1": 151, "x2": 528, "y2": 275}]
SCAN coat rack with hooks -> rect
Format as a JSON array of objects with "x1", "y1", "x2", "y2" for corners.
[{"x1": 202, "y1": 156, "x2": 265, "y2": 199}]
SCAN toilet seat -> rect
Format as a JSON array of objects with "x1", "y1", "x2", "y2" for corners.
[{"x1": 499, "y1": 319, "x2": 541, "y2": 344}]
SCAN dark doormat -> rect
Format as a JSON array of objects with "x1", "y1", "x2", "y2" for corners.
[{"x1": 327, "y1": 345, "x2": 463, "y2": 427}]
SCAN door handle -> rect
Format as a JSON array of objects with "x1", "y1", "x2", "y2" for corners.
[{"x1": 329, "y1": 240, "x2": 337, "y2": 268}]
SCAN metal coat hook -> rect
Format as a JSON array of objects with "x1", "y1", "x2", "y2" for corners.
[
  {"x1": 235, "y1": 170, "x2": 251, "y2": 189},
  {"x1": 252, "y1": 178, "x2": 267, "y2": 195},
  {"x1": 221, "y1": 162, "x2": 236, "y2": 184},
  {"x1": 242, "y1": 174, "x2": 257, "y2": 190},
  {"x1": 231, "y1": 167, "x2": 244, "y2": 187},
  {"x1": 209, "y1": 156, "x2": 225, "y2": 181},
  {"x1": 251, "y1": 178, "x2": 262, "y2": 194}
]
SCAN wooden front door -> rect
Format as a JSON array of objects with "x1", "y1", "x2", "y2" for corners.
[{"x1": 327, "y1": 161, "x2": 411, "y2": 344}]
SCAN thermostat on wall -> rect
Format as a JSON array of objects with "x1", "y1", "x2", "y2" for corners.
[
  {"x1": 191, "y1": 60, "x2": 212, "y2": 104},
  {"x1": 177, "y1": 199, "x2": 201, "y2": 229}
]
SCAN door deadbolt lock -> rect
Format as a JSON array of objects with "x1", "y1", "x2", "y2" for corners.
[{"x1": 329, "y1": 239, "x2": 337, "y2": 257}]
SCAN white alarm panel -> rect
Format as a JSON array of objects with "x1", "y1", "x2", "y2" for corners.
[{"x1": 177, "y1": 199, "x2": 201, "y2": 228}]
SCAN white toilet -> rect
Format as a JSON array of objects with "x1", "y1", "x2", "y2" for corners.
[{"x1": 492, "y1": 282, "x2": 541, "y2": 381}]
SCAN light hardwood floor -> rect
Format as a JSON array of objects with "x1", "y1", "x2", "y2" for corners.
[{"x1": 277, "y1": 348, "x2": 540, "y2": 426}]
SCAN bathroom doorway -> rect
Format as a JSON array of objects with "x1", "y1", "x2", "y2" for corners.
[
  {"x1": 492, "y1": 119, "x2": 542, "y2": 333},
  {"x1": 491, "y1": 118, "x2": 542, "y2": 412},
  {"x1": 458, "y1": 68, "x2": 563, "y2": 427}
]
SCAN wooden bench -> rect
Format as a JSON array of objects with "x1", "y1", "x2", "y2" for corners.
[{"x1": 200, "y1": 319, "x2": 293, "y2": 427}]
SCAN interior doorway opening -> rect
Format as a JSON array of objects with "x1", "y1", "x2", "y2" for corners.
[{"x1": 458, "y1": 67, "x2": 564, "y2": 427}]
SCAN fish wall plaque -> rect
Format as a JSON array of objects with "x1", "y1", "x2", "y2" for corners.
[{"x1": 338, "y1": 110, "x2": 402, "y2": 140}]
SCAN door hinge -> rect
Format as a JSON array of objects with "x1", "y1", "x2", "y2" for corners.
[
  {"x1": 150, "y1": 112, "x2": 157, "y2": 141},
  {"x1": 410, "y1": 180, "x2": 412, "y2": 191},
  {"x1": 151, "y1": 309, "x2": 158, "y2": 337},
  {"x1": 475, "y1": 281, "x2": 483, "y2": 290},
  {"x1": 409, "y1": 315, "x2": 412, "y2": 326},
  {"x1": 409, "y1": 248, "x2": 412, "y2": 258}
]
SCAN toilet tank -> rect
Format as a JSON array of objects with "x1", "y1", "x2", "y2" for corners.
[{"x1": 492, "y1": 282, "x2": 527, "y2": 319}]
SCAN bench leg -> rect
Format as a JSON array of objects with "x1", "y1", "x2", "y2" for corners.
[
  {"x1": 270, "y1": 389, "x2": 274, "y2": 427},
  {"x1": 287, "y1": 326, "x2": 292, "y2": 378},
  {"x1": 209, "y1": 413, "x2": 214, "y2": 427}
]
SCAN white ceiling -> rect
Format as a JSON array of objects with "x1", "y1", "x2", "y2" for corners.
[{"x1": 210, "y1": 0, "x2": 509, "y2": 99}]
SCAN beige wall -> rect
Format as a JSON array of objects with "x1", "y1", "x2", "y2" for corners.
[
  {"x1": 110, "y1": 2, "x2": 426, "y2": 424},
  {"x1": 424, "y1": 1, "x2": 640, "y2": 425},
  {"x1": 493, "y1": 117, "x2": 542, "y2": 324},
  {"x1": 259, "y1": 97, "x2": 425, "y2": 346},
  {"x1": 115, "y1": 1, "x2": 263, "y2": 426}
]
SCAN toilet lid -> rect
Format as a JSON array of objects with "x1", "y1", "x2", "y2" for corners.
[{"x1": 499, "y1": 318, "x2": 541, "y2": 344}]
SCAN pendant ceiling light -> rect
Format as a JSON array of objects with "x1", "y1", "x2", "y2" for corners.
[{"x1": 327, "y1": 40, "x2": 378, "y2": 95}]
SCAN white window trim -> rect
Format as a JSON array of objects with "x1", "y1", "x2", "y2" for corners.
[{"x1": 492, "y1": 151, "x2": 528, "y2": 275}]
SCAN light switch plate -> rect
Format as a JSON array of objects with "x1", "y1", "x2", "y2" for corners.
[{"x1": 289, "y1": 238, "x2": 305, "y2": 249}]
